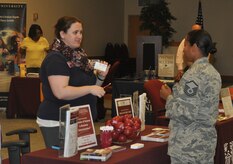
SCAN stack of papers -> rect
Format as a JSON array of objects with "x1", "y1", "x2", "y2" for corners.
[
  {"x1": 80, "y1": 148, "x2": 112, "y2": 162},
  {"x1": 141, "y1": 128, "x2": 169, "y2": 142}
]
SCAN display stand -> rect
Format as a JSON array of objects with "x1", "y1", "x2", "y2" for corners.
[
  {"x1": 59, "y1": 104, "x2": 78, "y2": 158},
  {"x1": 139, "y1": 93, "x2": 147, "y2": 131},
  {"x1": 115, "y1": 97, "x2": 134, "y2": 116},
  {"x1": 59, "y1": 104, "x2": 97, "y2": 157}
]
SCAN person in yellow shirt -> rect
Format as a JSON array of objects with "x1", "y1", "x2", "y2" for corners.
[{"x1": 20, "y1": 24, "x2": 49, "y2": 74}]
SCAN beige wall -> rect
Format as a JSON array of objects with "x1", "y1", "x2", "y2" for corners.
[
  {"x1": 124, "y1": 0, "x2": 233, "y2": 76},
  {"x1": 1, "y1": 0, "x2": 232, "y2": 76},
  {"x1": 1, "y1": 0, "x2": 124, "y2": 57}
]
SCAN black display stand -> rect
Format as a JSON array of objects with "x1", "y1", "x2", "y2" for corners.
[{"x1": 136, "y1": 36, "x2": 162, "y2": 76}]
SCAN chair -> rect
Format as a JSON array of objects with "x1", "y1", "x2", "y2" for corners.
[
  {"x1": 104, "y1": 42, "x2": 115, "y2": 65},
  {"x1": 143, "y1": 79, "x2": 169, "y2": 126},
  {"x1": 1, "y1": 127, "x2": 37, "y2": 164},
  {"x1": 1, "y1": 140, "x2": 28, "y2": 164},
  {"x1": 97, "y1": 60, "x2": 121, "y2": 120},
  {"x1": 102, "y1": 60, "x2": 120, "y2": 92}
]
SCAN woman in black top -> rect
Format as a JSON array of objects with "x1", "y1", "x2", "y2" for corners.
[{"x1": 37, "y1": 16, "x2": 109, "y2": 148}]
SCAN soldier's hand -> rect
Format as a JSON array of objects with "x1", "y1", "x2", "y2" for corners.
[{"x1": 160, "y1": 84, "x2": 172, "y2": 100}]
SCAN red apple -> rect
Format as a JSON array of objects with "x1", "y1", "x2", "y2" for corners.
[
  {"x1": 128, "y1": 131, "x2": 137, "y2": 140},
  {"x1": 133, "y1": 116, "x2": 141, "y2": 125},
  {"x1": 123, "y1": 126, "x2": 133, "y2": 136},
  {"x1": 114, "y1": 122, "x2": 124, "y2": 133},
  {"x1": 124, "y1": 118, "x2": 134, "y2": 127},
  {"x1": 133, "y1": 122, "x2": 141, "y2": 131},
  {"x1": 105, "y1": 119, "x2": 112, "y2": 126},
  {"x1": 112, "y1": 116, "x2": 123, "y2": 125},
  {"x1": 115, "y1": 115, "x2": 123, "y2": 122},
  {"x1": 118, "y1": 134, "x2": 127, "y2": 142},
  {"x1": 123, "y1": 114, "x2": 133, "y2": 122},
  {"x1": 112, "y1": 130, "x2": 120, "y2": 141}
]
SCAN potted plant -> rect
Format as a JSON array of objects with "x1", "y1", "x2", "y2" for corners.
[{"x1": 139, "y1": 0, "x2": 176, "y2": 47}]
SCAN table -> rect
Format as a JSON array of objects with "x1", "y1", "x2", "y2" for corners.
[
  {"x1": 215, "y1": 117, "x2": 233, "y2": 164},
  {"x1": 0, "y1": 71, "x2": 15, "y2": 110},
  {"x1": 0, "y1": 71, "x2": 14, "y2": 92},
  {"x1": 20, "y1": 118, "x2": 233, "y2": 164},
  {"x1": 6, "y1": 76, "x2": 41, "y2": 118},
  {"x1": 22, "y1": 125, "x2": 170, "y2": 164}
]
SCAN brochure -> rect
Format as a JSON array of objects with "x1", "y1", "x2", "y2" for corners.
[
  {"x1": 105, "y1": 145, "x2": 127, "y2": 153},
  {"x1": 73, "y1": 105, "x2": 97, "y2": 150},
  {"x1": 115, "y1": 97, "x2": 134, "y2": 116},
  {"x1": 59, "y1": 104, "x2": 78, "y2": 158},
  {"x1": 139, "y1": 93, "x2": 147, "y2": 131},
  {"x1": 80, "y1": 148, "x2": 112, "y2": 162},
  {"x1": 141, "y1": 128, "x2": 169, "y2": 142},
  {"x1": 152, "y1": 127, "x2": 169, "y2": 136},
  {"x1": 141, "y1": 133, "x2": 169, "y2": 142},
  {"x1": 59, "y1": 104, "x2": 97, "y2": 158}
]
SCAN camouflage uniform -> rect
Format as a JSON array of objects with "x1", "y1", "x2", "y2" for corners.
[{"x1": 165, "y1": 57, "x2": 221, "y2": 164}]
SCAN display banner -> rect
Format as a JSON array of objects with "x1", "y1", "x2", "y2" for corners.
[{"x1": 0, "y1": 3, "x2": 26, "y2": 70}]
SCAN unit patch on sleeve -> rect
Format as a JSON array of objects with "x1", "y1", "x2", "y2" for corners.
[{"x1": 184, "y1": 81, "x2": 198, "y2": 97}]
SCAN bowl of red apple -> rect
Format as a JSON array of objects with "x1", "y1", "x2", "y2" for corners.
[{"x1": 105, "y1": 114, "x2": 141, "y2": 144}]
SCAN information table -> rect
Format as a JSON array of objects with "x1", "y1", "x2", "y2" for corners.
[
  {"x1": 22, "y1": 125, "x2": 170, "y2": 164},
  {"x1": 7, "y1": 76, "x2": 41, "y2": 118},
  {"x1": 215, "y1": 117, "x2": 233, "y2": 164}
]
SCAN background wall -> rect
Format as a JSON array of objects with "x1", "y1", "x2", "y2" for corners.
[
  {"x1": 1, "y1": 0, "x2": 124, "y2": 57},
  {"x1": 1, "y1": 0, "x2": 232, "y2": 76},
  {"x1": 124, "y1": 0, "x2": 233, "y2": 76}
]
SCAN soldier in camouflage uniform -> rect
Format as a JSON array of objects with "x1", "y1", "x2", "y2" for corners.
[{"x1": 160, "y1": 30, "x2": 222, "y2": 164}]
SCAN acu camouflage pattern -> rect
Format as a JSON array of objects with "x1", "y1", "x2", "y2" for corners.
[{"x1": 165, "y1": 57, "x2": 222, "y2": 164}]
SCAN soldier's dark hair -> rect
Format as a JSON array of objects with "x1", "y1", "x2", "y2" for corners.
[
  {"x1": 54, "y1": 16, "x2": 81, "y2": 39},
  {"x1": 186, "y1": 30, "x2": 217, "y2": 57}
]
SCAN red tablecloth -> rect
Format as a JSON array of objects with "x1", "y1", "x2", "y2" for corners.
[
  {"x1": 20, "y1": 117, "x2": 233, "y2": 164},
  {"x1": 215, "y1": 117, "x2": 233, "y2": 164},
  {"x1": 7, "y1": 77, "x2": 40, "y2": 118},
  {"x1": 22, "y1": 125, "x2": 170, "y2": 164}
]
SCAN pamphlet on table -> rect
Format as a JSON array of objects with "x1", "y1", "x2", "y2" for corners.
[
  {"x1": 80, "y1": 145, "x2": 127, "y2": 162},
  {"x1": 141, "y1": 127, "x2": 169, "y2": 142},
  {"x1": 59, "y1": 104, "x2": 97, "y2": 158},
  {"x1": 80, "y1": 148, "x2": 112, "y2": 162}
]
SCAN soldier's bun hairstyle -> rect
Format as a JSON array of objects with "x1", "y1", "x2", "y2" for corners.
[{"x1": 186, "y1": 29, "x2": 217, "y2": 57}]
